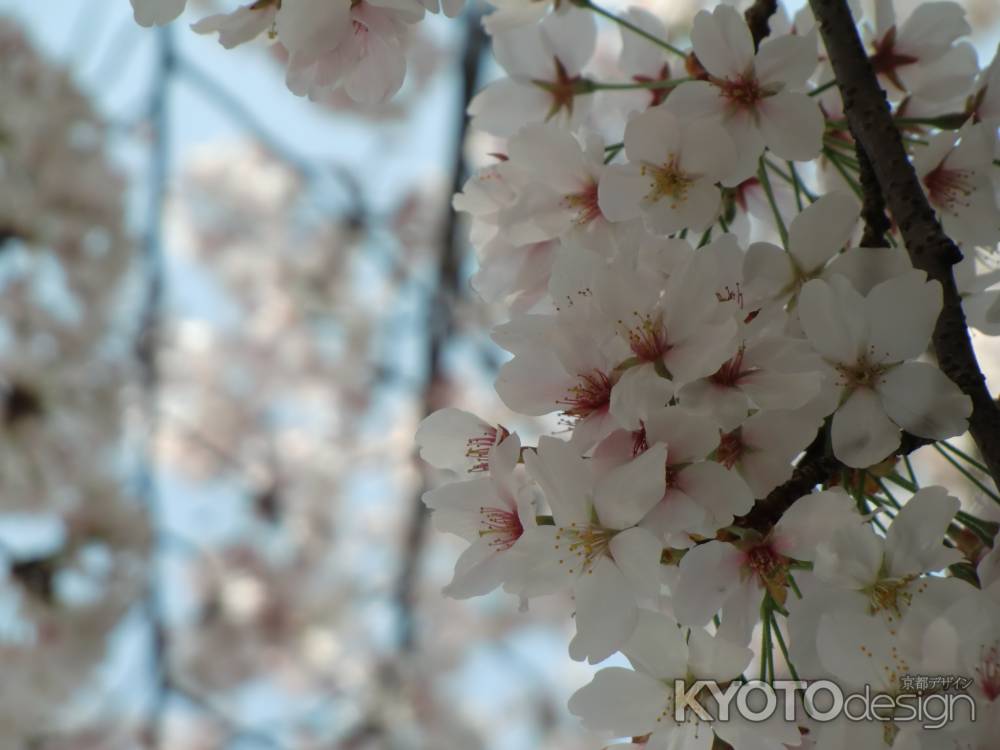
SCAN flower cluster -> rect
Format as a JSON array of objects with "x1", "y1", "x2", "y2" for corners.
[
  {"x1": 130, "y1": 0, "x2": 464, "y2": 104},
  {"x1": 0, "y1": 22, "x2": 150, "y2": 739},
  {"x1": 418, "y1": 0, "x2": 1000, "y2": 748}
]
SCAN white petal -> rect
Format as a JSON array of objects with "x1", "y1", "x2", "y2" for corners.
[
  {"x1": 680, "y1": 119, "x2": 738, "y2": 183},
  {"x1": 787, "y1": 191, "x2": 861, "y2": 275},
  {"x1": 622, "y1": 608, "x2": 688, "y2": 680},
  {"x1": 594, "y1": 443, "x2": 669, "y2": 529},
  {"x1": 444, "y1": 542, "x2": 509, "y2": 598},
  {"x1": 571, "y1": 558, "x2": 639, "y2": 663},
  {"x1": 814, "y1": 524, "x2": 884, "y2": 590},
  {"x1": 415, "y1": 407, "x2": 495, "y2": 473},
  {"x1": 277, "y1": 0, "x2": 350, "y2": 57},
  {"x1": 885, "y1": 486, "x2": 962, "y2": 577},
  {"x1": 568, "y1": 667, "x2": 665, "y2": 735},
  {"x1": 865, "y1": 271, "x2": 941, "y2": 363},
  {"x1": 672, "y1": 540, "x2": 743, "y2": 627},
  {"x1": 468, "y1": 80, "x2": 551, "y2": 137},
  {"x1": 742, "y1": 241, "x2": 794, "y2": 304},
  {"x1": 877, "y1": 361, "x2": 972, "y2": 440},
  {"x1": 686, "y1": 627, "x2": 753, "y2": 681},
  {"x1": 817, "y1": 612, "x2": 898, "y2": 691},
  {"x1": 643, "y1": 406, "x2": 720, "y2": 463},
  {"x1": 757, "y1": 91, "x2": 825, "y2": 161},
  {"x1": 610, "y1": 365, "x2": 675, "y2": 431},
  {"x1": 663, "y1": 80, "x2": 725, "y2": 120},
  {"x1": 754, "y1": 33, "x2": 818, "y2": 89},
  {"x1": 798, "y1": 278, "x2": 866, "y2": 365},
  {"x1": 598, "y1": 164, "x2": 647, "y2": 222},
  {"x1": 773, "y1": 488, "x2": 862, "y2": 562},
  {"x1": 609, "y1": 527, "x2": 664, "y2": 602},
  {"x1": 690, "y1": 5, "x2": 754, "y2": 80},
  {"x1": 525, "y1": 436, "x2": 592, "y2": 526},
  {"x1": 831, "y1": 388, "x2": 900, "y2": 468},
  {"x1": 131, "y1": 0, "x2": 186, "y2": 26},
  {"x1": 624, "y1": 105, "x2": 681, "y2": 165},
  {"x1": 678, "y1": 460, "x2": 754, "y2": 527}
]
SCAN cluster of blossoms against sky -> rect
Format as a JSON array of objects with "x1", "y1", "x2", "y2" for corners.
[{"x1": 139, "y1": 0, "x2": 1000, "y2": 747}]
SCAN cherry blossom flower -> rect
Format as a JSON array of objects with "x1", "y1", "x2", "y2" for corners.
[
  {"x1": 284, "y1": 1, "x2": 414, "y2": 105},
  {"x1": 711, "y1": 408, "x2": 825, "y2": 498},
  {"x1": 422, "y1": 432, "x2": 538, "y2": 599},
  {"x1": 677, "y1": 318, "x2": 824, "y2": 431},
  {"x1": 919, "y1": 590, "x2": 1000, "y2": 736},
  {"x1": 812, "y1": 609, "x2": 937, "y2": 749},
  {"x1": 499, "y1": 123, "x2": 617, "y2": 253},
  {"x1": 482, "y1": 0, "x2": 564, "y2": 34},
  {"x1": 469, "y1": 8, "x2": 597, "y2": 136},
  {"x1": 512, "y1": 436, "x2": 668, "y2": 662},
  {"x1": 599, "y1": 106, "x2": 736, "y2": 234},
  {"x1": 797, "y1": 272, "x2": 972, "y2": 468},
  {"x1": 415, "y1": 407, "x2": 510, "y2": 475},
  {"x1": 913, "y1": 121, "x2": 1000, "y2": 248},
  {"x1": 615, "y1": 8, "x2": 675, "y2": 113},
  {"x1": 596, "y1": 405, "x2": 754, "y2": 547},
  {"x1": 493, "y1": 305, "x2": 630, "y2": 451},
  {"x1": 664, "y1": 4, "x2": 823, "y2": 180},
  {"x1": 810, "y1": 487, "x2": 965, "y2": 626},
  {"x1": 865, "y1": 0, "x2": 974, "y2": 102},
  {"x1": 191, "y1": 1, "x2": 279, "y2": 49},
  {"x1": 588, "y1": 239, "x2": 739, "y2": 392},
  {"x1": 742, "y1": 190, "x2": 861, "y2": 310},
  {"x1": 671, "y1": 489, "x2": 862, "y2": 644},
  {"x1": 570, "y1": 609, "x2": 797, "y2": 750}
]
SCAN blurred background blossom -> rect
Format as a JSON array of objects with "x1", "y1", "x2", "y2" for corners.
[{"x1": 0, "y1": 0, "x2": 999, "y2": 748}]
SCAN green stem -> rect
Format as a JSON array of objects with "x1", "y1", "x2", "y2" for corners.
[
  {"x1": 809, "y1": 79, "x2": 837, "y2": 97},
  {"x1": 822, "y1": 148, "x2": 863, "y2": 199},
  {"x1": 939, "y1": 440, "x2": 991, "y2": 475},
  {"x1": 759, "y1": 596, "x2": 773, "y2": 682},
  {"x1": 885, "y1": 472, "x2": 918, "y2": 492},
  {"x1": 770, "y1": 610, "x2": 800, "y2": 681},
  {"x1": 589, "y1": 77, "x2": 690, "y2": 91},
  {"x1": 904, "y1": 455, "x2": 919, "y2": 488},
  {"x1": 579, "y1": 0, "x2": 688, "y2": 59},
  {"x1": 757, "y1": 157, "x2": 788, "y2": 248},
  {"x1": 955, "y1": 510, "x2": 997, "y2": 544},
  {"x1": 934, "y1": 444, "x2": 1000, "y2": 504},
  {"x1": 764, "y1": 157, "x2": 817, "y2": 203},
  {"x1": 872, "y1": 477, "x2": 902, "y2": 509}
]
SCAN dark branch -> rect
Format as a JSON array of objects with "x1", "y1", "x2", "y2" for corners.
[
  {"x1": 851, "y1": 126, "x2": 891, "y2": 247},
  {"x1": 808, "y1": 0, "x2": 1000, "y2": 488},
  {"x1": 737, "y1": 430, "x2": 934, "y2": 533},
  {"x1": 744, "y1": 0, "x2": 778, "y2": 48},
  {"x1": 393, "y1": 12, "x2": 486, "y2": 653}
]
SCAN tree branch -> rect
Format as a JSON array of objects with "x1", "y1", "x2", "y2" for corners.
[
  {"x1": 393, "y1": 12, "x2": 486, "y2": 653},
  {"x1": 744, "y1": 0, "x2": 778, "y2": 48},
  {"x1": 808, "y1": 0, "x2": 1000, "y2": 488},
  {"x1": 850, "y1": 125, "x2": 891, "y2": 247},
  {"x1": 736, "y1": 430, "x2": 934, "y2": 533}
]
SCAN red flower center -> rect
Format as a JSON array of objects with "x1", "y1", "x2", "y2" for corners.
[
  {"x1": 478, "y1": 506, "x2": 524, "y2": 551},
  {"x1": 558, "y1": 369, "x2": 614, "y2": 420}
]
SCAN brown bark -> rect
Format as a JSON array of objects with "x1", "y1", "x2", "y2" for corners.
[
  {"x1": 744, "y1": 0, "x2": 778, "y2": 48},
  {"x1": 808, "y1": 0, "x2": 1000, "y2": 489}
]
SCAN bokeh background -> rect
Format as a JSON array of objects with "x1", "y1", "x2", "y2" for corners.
[{"x1": 1, "y1": 0, "x2": 999, "y2": 748}]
